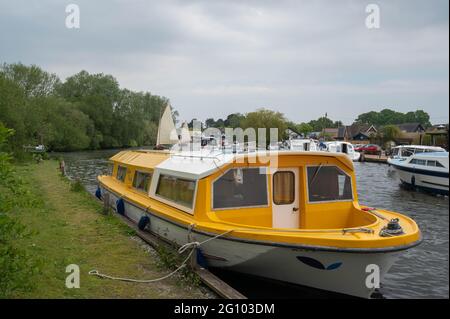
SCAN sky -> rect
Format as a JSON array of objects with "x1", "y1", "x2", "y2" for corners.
[{"x1": 0, "y1": 0, "x2": 448, "y2": 124}]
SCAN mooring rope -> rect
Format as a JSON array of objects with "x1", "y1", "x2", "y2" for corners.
[{"x1": 88, "y1": 226, "x2": 234, "y2": 283}]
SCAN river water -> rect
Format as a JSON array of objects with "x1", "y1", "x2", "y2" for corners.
[{"x1": 58, "y1": 149, "x2": 449, "y2": 299}]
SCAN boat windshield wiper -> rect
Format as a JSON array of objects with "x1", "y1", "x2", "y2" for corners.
[{"x1": 310, "y1": 163, "x2": 323, "y2": 186}]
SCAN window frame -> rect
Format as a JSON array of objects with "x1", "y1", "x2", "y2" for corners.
[
  {"x1": 305, "y1": 165, "x2": 354, "y2": 204},
  {"x1": 116, "y1": 165, "x2": 127, "y2": 182},
  {"x1": 152, "y1": 172, "x2": 198, "y2": 214},
  {"x1": 272, "y1": 171, "x2": 295, "y2": 205},
  {"x1": 132, "y1": 170, "x2": 153, "y2": 193},
  {"x1": 211, "y1": 166, "x2": 270, "y2": 211}
]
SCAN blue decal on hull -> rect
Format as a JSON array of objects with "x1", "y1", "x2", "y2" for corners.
[{"x1": 296, "y1": 256, "x2": 342, "y2": 270}]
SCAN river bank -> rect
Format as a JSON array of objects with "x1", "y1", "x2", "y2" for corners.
[{"x1": 7, "y1": 160, "x2": 210, "y2": 298}]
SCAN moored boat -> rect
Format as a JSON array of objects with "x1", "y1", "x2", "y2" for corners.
[
  {"x1": 325, "y1": 141, "x2": 361, "y2": 162},
  {"x1": 387, "y1": 145, "x2": 446, "y2": 164},
  {"x1": 288, "y1": 139, "x2": 318, "y2": 151},
  {"x1": 97, "y1": 150, "x2": 421, "y2": 298},
  {"x1": 389, "y1": 151, "x2": 449, "y2": 195}
]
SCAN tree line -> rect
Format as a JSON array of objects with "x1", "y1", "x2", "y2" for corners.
[
  {"x1": 203, "y1": 108, "x2": 432, "y2": 137},
  {"x1": 0, "y1": 63, "x2": 170, "y2": 154}
]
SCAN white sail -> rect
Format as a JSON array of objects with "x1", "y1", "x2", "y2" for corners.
[
  {"x1": 156, "y1": 104, "x2": 179, "y2": 145},
  {"x1": 180, "y1": 122, "x2": 191, "y2": 144}
]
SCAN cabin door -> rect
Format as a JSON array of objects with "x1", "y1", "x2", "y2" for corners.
[{"x1": 272, "y1": 168, "x2": 299, "y2": 228}]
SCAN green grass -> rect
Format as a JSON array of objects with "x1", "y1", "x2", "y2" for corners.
[{"x1": 8, "y1": 160, "x2": 208, "y2": 299}]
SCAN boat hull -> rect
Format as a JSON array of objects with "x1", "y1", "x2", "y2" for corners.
[
  {"x1": 99, "y1": 186, "x2": 403, "y2": 298},
  {"x1": 391, "y1": 164, "x2": 449, "y2": 195}
]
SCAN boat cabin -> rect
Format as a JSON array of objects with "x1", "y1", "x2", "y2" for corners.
[{"x1": 103, "y1": 150, "x2": 371, "y2": 230}]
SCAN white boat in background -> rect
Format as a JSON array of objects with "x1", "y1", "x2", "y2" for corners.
[
  {"x1": 389, "y1": 152, "x2": 449, "y2": 195},
  {"x1": 387, "y1": 145, "x2": 446, "y2": 164},
  {"x1": 325, "y1": 141, "x2": 361, "y2": 162},
  {"x1": 288, "y1": 139, "x2": 318, "y2": 151}
]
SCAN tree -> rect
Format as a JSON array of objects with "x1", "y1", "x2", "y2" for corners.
[
  {"x1": 308, "y1": 117, "x2": 335, "y2": 131},
  {"x1": 224, "y1": 113, "x2": 245, "y2": 128},
  {"x1": 296, "y1": 123, "x2": 313, "y2": 136},
  {"x1": 241, "y1": 108, "x2": 288, "y2": 142},
  {"x1": 1, "y1": 63, "x2": 60, "y2": 98},
  {"x1": 355, "y1": 108, "x2": 431, "y2": 127},
  {"x1": 382, "y1": 125, "x2": 401, "y2": 143},
  {"x1": 205, "y1": 118, "x2": 216, "y2": 128}
]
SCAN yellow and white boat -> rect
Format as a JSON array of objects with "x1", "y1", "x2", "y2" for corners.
[{"x1": 97, "y1": 149, "x2": 421, "y2": 298}]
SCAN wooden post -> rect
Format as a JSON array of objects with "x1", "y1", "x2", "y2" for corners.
[
  {"x1": 103, "y1": 192, "x2": 110, "y2": 215},
  {"x1": 190, "y1": 247, "x2": 199, "y2": 270},
  {"x1": 59, "y1": 160, "x2": 66, "y2": 176}
]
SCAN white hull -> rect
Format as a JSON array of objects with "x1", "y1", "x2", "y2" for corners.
[
  {"x1": 101, "y1": 187, "x2": 399, "y2": 298},
  {"x1": 396, "y1": 168, "x2": 449, "y2": 195}
]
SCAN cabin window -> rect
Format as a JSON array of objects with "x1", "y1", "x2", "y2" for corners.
[
  {"x1": 116, "y1": 166, "x2": 127, "y2": 182},
  {"x1": 427, "y1": 160, "x2": 445, "y2": 168},
  {"x1": 273, "y1": 171, "x2": 295, "y2": 205},
  {"x1": 307, "y1": 166, "x2": 353, "y2": 202},
  {"x1": 133, "y1": 171, "x2": 152, "y2": 192},
  {"x1": 411, "y1": 159, "x2": 426, "y2": 166},
  {"x1": 156, "y1": 174, "x2": 196, "y2": 208},
  {"x1": 392, "y1": 148, "x2": 399, "y2": 156},
  {"x1": 213, "y1": 167, "x2": 268, "y2": 209}
]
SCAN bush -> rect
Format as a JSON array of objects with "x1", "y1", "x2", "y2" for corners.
[{"x1": 0, "y1": 122, "x2": 37, "y2": 298}]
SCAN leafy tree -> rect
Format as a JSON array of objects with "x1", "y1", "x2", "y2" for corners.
[
  {"x1": 224, "y1": 113, "x2": 245, "y2": 128},
  {"x1": 297, "y1": 123, "x2": 313, "y2": 136},
  {"x1": 308, "y1": 117, "x2": 335, "y2": 131},
  {"x1": 241, "y1": 108, "x2": 288, "y2": 141},
  {"x1": 205, "y1": 118, "x2": 216, "y2": 128},
  {"x1": 1, "y1": 63, "x2": 60, "y2": 98},
  {"x1": 382, "y1": 125, "x2": 401, "y2": 143},
  {"x1": 355, "y1": 108, "x2": 431, "y2": 127}
]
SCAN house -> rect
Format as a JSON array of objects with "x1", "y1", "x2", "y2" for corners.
[
  {"x1": 285, "y1": 127, "x2": 302, "y2": 140},
  {"x1": 425, "y1": 124, "x2": 449, "y2": 150},
  {"x1": 322, "y1": 128, "x2": 339, "y2": 140},
  {"x1": 393, "y1": 123, "x2": 426, "y2": 145},
  {"x1": 335, "y1": 124, "x2": 378, "y2": 143},
  {"x1": 396, "y1": 123, "x2": 426, "y2": 134}
]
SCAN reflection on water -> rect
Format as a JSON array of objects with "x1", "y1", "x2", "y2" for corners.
[{"x1": 58, "y1": 150, "x2": 449, "y2": 299}]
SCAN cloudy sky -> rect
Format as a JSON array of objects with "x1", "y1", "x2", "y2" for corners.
[{"x1": 0, "y1": 0, "x2": 448, "y2": 124}]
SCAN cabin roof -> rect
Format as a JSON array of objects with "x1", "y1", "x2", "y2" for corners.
[
  {"x1": 155, "y1": 150, "x2": 354, "y2": 180},
  {"x1": 109, "y1": 150, "x2": 170, "y2": 170},
  {"x1": 109, "y1": 149, "x2": 354, "y2": 180}
]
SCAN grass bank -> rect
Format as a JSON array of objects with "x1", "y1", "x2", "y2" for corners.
[{"x1": 7, "y1": 160, "x2": 210, "y2": 298}]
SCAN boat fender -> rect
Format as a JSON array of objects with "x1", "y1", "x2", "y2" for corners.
[
  {"x1": 138, "y1": 215, "x2": 150, "y2": 231},
  {"x1": 196, "y1": 248, "x2": 208, "y2": 268},
  {"x1": 411, "y1": 175, "x2": 416, "y2": 187},
  {"x1": 380, "y1": 218, "x2": 404, "y2": 237},
  {"x1": 95, "y1": 186, "x2": 102, "y2": 200},
  {"x1": 116, "y1": 198, "x2": 125, "y2": 215}
]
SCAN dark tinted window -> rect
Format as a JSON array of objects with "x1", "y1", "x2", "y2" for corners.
[
  {"x1": 307, "y1": 166, "x2": 352, "y2": 202},
  {"x1": 213, "y1": 168, "x2": 268, "y2": 209}
]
